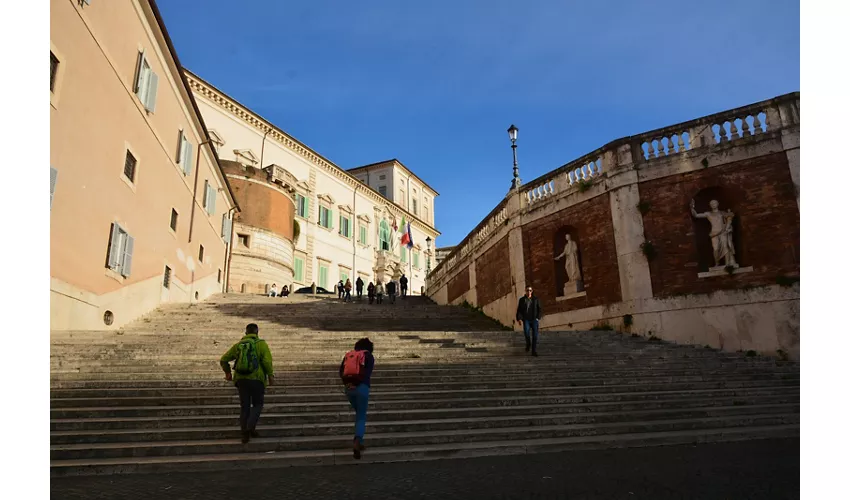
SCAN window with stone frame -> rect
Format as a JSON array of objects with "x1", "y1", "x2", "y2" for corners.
[
  {"x1": 318, "y1": 205, "x2": 332, "y2": 229},
  {"x1": 359, "y1": 224, "x2": 368, "y2": 245},
  {"x1": 379, "y1": 220, "x2": 391, "y2": 251},
  {"x1": 339, "y1": 214, "x2": 351, "y2": 238},
  {"x1": 295, "y1": 193, "x2": 309, "y2": 219}
]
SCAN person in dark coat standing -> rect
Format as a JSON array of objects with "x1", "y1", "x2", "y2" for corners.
[
  {"x1": 367, "y1": 281, "x2": 376, "y2": 304},
  {"x1": 400, "y1": 274, "x2": 409, "y2": 298},
  {"x1": 516, "y1": 285, "x2": 542, "y2": 356},
  {"x1": 355, "y1": 277, "x2": 364, "y2": 300}
]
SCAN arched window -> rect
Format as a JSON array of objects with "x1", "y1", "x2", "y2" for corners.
[{"x1": 379, "y1": 220, "x2": 391, "y2": 251}]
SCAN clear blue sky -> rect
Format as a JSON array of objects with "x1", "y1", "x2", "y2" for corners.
[{"x1": 158, "y1": 0, "x2": 799, "y2": 247}]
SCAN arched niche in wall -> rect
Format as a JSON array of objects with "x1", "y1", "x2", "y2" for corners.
[
  {"x1": 552, "y1": 225, "x2": 584, "y2": 296},
  {"x1": 691, "y1": 186, "x2": 745, "y2": 272}
]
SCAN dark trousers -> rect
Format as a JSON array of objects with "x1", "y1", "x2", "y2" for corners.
[
  {"x1": 357, "y1": 289, "x2": 363, "y2": 299},
  {"x1": 401, "y1": 287, "x2": 407, "y2": 297},
  {"x1": 522, "y1": 319, "x2": 540, "y2": 352},
  {"x1": 368, "y1": 294, "x2": 374, "y2": 304},
  {"x1": 235, "y1": 379, "x2": 265, "y2": 432}
]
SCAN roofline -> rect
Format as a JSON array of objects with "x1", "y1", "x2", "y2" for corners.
[
  {"x1": 147, "y1": 0, "x2": 239, "y2": 212},
  {"x1": 347, "y1": 159, "x2": 441, "y2": 196},
  {"x1": 183, "y1": 69, "x2": 440, "y2": 236}
]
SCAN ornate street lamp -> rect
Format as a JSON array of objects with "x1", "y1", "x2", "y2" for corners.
[{"x1": 508, "y1": 124, "x2": 520, "y2": 190}]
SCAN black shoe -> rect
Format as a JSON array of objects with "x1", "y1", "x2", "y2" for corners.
[
  {"x1": 250, "y1": 430, "x2": 260, "y2": 438},
  {"x1": 241, "y1": 431, "x2": 250, "y2": 443},
  {"x1": 532, "y1": 351, "x2": 539, "y2": 357},
  {"x1": 353, "y1": 439, "x2": 362, "y2": 459},
  {"x1": 525, "y1": 342, "x2": 531, "y2": 352}
]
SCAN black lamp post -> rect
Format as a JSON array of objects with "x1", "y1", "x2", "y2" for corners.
[
  {"x1": 425, "y1": 236, "x2": 432, "y2": 275},
  {"x1": 508, "y1": 124, "x2": 520, "y2": 190}
]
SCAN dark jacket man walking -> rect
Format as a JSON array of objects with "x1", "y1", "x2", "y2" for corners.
[{"x1": 516, "y1": 286, "x2": 542, "y2": 356}]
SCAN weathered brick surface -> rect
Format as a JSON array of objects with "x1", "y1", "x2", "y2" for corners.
[
  {"x1": 475, "y1": 236, "x2": 512, "y2": 307},
  {"x1": 222, "y1": 161, "x2": 295, "y2": 240},
  {"x1": 521, "y1": 193, "x2": 621, "y2": 313},
  {"x1": 446, "y1": 266, "x2": 471, "y2": 303},
  {"x1": 639, "y1": 152, "x2": 799, "y2": 297}
]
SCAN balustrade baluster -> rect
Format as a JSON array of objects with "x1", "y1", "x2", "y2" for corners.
[
  {"x1": 676, "y1": 133, "x2": 685, "y2": 153},
  {"x1": 740, "y1": 116, "x2": 752, "y2": 137},
  {"x1": 752, "y1": 113, "x2": 763, "y2": 135},
  {"x1": 730, "y1": 119, "x2": 740, "y2": 140}
]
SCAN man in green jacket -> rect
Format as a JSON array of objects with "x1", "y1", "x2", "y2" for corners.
[{"x1": 220, "y1": 323, "x2": 275, "y2": 443}]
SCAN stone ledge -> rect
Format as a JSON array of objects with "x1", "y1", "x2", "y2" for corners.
[
  {"x1": 697, "y1": 266, "x2": 754, "y2": 279},
  {"x1": 556, "y1": 291, "x2": 587, "y2": 302}
]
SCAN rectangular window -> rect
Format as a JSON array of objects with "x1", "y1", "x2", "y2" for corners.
[
  {"x1": 177, "y1": 130, "x2": 193, "y2": 176},
  {"x1": 238, "y1": 234, "x2": 249, "y2": 247},
  {"x1": 134, "y1": 49, "x2": 159, "y2": 112},
  {"x1": 221, "y1": 214, "x2": 232, "y2": 243},
  {"x1": 50, "y1": 52, "x2": 59, "y2": 92},
  {"x1": 170, "y1": 209, "x2": 178, "y2": 231},
  {"x1": 414, "y1": 252, "x2": 420, "y2": 268},
  {"x1": 400, "y1": 190, "x2": 405, "y2": 206},
  {"x1": 359, "y1": 225, "x2": 367, "y2": 245},
  {"x1": 424, "y1": 206, "x2": 429, "y2": 223},
  {"x1": 319, "y1": 206, "x2": 332, "y2": 229},
  {"x1": 123, "y1": 150, "x2": 137, "y2": 183},
  {"x1": 296, "y1": 194, "x2": 309, "y2": 218},
  {"x1": 378, "y1": 186, "x2": 387, "y2": 197},
  {"x1": 401, "y1": 247, "x2": 407, "y2": 264},
  {"x1": 379, "y1": 174, "x2": 386, "y2": 180},
  {"x1": 413, "y1": 199, "x2": 418, "y2": 215},
  {"x1": 294, "y1": 257, "x2": 304, "y2": 282},
  {"x1": 106, "y1": 223, "x2": 135, "y2": 277},
  {"x1": 340, "y1": 270, "x2": 348, "y2": 284},
  {"x1": 50, "y1": 166, "x2": 58, "y2": 210},
  {"x1": 203, "y1": 180, "x2": 216, "y2": 215},
  {"x1": 339, "y1": 215, "x2": 351, "y2": 238},
  {"x1": 198, "y1": 244, "x2": 205, "y2": 263},
  {"x1": 163, "y1": 266, "x2": 172, "y2": 289},
  {"x1": 319, "y1": 264, "x2": 329, "y2": 289},
  {"x1": 217, "y1": 269, "x2": 222, "y2": 283}
]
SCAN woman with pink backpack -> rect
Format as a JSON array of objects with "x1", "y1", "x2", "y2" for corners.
[{"x1": 339, "y1": 338, "x2": 375, "y2": 459}]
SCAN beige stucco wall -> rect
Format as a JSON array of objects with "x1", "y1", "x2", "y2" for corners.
[{"x1": 50, "y1": 0, "x2": 234, "y2": 330}]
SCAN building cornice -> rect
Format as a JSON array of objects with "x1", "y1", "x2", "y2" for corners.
[
  {"x1": 348, "y1": 159, "x2": 440, "y2": 197},
  {"x1": 184, "y1": 69, "x2": 439, "y2": 237}
]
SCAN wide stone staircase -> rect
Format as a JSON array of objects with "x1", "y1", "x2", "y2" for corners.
[{"x1": 50, "y1": 294, "x2": 800, "y2": 476}]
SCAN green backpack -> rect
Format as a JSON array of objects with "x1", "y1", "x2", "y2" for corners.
[{"x1": 235, "y1": 338, "x2": 261, "y2": 375}]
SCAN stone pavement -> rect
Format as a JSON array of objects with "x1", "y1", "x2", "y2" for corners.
[{"x1": 51, "y1": 438, "x2": 799, "y2": 499}]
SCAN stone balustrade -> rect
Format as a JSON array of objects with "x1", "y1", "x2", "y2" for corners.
[{"x1": 427, "y1": 92, "x2": 800, "y2": 291}]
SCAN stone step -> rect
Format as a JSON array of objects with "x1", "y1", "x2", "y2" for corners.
[
  {"x1": 50, "y1": 386, "x2": 799, "y2": 419},
  {"x1": 49, "y1": 413, "x2": 799, "y2": 461},
  {"x1": 50, "y1": 403, "x2": 798, "y2": 445},
  {"x1": 48, "y1": 424, "x2": 801, "y2": 476},
  {"x1": 48, "y1": 377, "x2": 800, "y2": 407},
  {"x1": 48, "y1": 368, "x2": 799, "y2": 394},
  {"x1": 50, "y1": 393, "x2": 799, "y2": 432}
]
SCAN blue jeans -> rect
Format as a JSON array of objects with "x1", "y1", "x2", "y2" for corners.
[
  {"x1": 523, "y1": 319, "x2": 539, "y2": 351},
  {"x1": 346, "y1": 384, "x2": 370, "y2": 441}
]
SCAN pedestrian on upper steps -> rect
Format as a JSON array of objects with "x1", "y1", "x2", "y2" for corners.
[
  {"x1": 386, "y1": 280, "x2": 397, "y2": 304},
  {"x1": 367, "y1": 281, "x2": 376, "y2": 304},
  {"x1": 281, "y1": 285, "x2": 290, "y2": 298},
  {"x1": 344, "y1": 279, "x2": 353, "y2": 302},
  {"x1": 375, "y1": 280, "x2": 385, "y2": 304},
  {"x1": 219, "y1": 323, "x2": 275, "y2": 443},
  {"x1": 337, "y1": 280, "x2": 345, "y2": 300},
  {"x1": 355, "y1": 277, "x2": 364, "y2": 300},
  {"x1": 339, "y1": 337, "x2": 375, "y2": 459},
  {"x1": 400, "y1": 274, "x2": 408, "y2": 298},
  {"x1": 268, "y1": 283, "x2": 278, "y2": 297},
  {"x1": 516, "y1": 285, "x2": 542, "y2": 357}
]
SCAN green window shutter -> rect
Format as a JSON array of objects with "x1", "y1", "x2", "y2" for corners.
[
  {"x1": 121, "y1": 234, "x2": 135, "y2": 277},
  {"x1": 304, "y1": 197, "x2": 309, "y2": 218},
  {"x1": 209, "y1": 184, "x2": 216, "y2": 215},
  {"x1": 183, "y1": 140, "x2": 193, "y2": 176},
  {"x1": 295, "y1": 258, "x2": 303, "y2": 281},
  {"x1": 330, "y1": 210, "x2": 334, "y2": 230},
  {"x1": 414, "y1": 252, "x2": 419, "y2": 268},
  {"x1": 50, "y1": 167, "x2": 58, "y2": 209}
]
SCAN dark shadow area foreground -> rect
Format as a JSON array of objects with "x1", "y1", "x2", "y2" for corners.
[{"x1": 51, "y1": 438, "x2": 799, "y2": 500}]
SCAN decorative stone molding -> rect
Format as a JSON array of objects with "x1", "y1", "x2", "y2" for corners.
[
  {"x1": 338, "y1": 204, "x2": 353, "y2": 214},
  {"x1": 233, "y1": 149, "x2": 258, "y2": 166},
  {"x1": 317, "y1": 193, "x2": 335, "y2": 205},
  {"x1": 357, "y1": 213, "x2": 372, "y2": 223}
]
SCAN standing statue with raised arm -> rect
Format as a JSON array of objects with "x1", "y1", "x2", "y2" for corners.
[
  {"x1": 691, "y1": 199, "x2": 738, "y2": 269},
  {"x1": 554, "y1": 233, "x2": 582, "y2": 294}
]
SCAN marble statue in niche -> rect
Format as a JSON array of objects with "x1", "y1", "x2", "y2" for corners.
[
  {"x1": 554, "y1": 233, "x2": 583, "y2": 295},
  {"x1": 690, "y1": 199, "x2": 738, "y2": 270}
]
